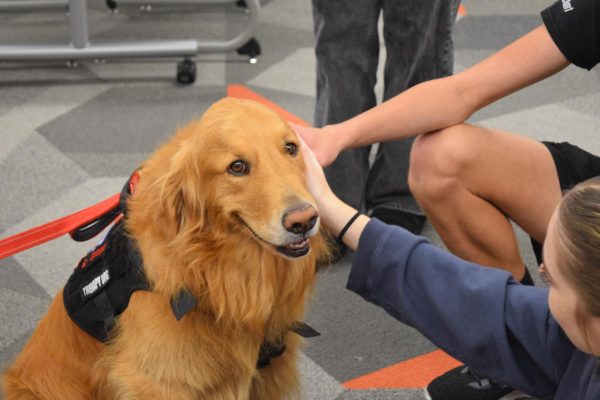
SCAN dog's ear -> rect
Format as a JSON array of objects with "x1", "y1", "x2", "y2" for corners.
[{"x1": 157, "y1": 141, "x2": 207, "y2": 237}]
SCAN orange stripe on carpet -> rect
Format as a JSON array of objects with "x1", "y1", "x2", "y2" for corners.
[
  {"x1": 227, "y1": 84, "x2": 309, "y2": 127},
  {"x1": 343, "y1": 350, "x2": 462, "y2": 389}
]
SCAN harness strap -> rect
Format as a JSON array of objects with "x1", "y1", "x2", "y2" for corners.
[
  {"x1": 92, "y1": 291, "x2": 116, "y2": 337},
  {"x1": 290, "y1": 322, "x2": 320, "y2": 338},
  {"x1": 257, "y1": 341, "x2": 286, "y2": 369},
  {"x1": 170, "y1": 289, "x2": 199, "y2": 321},
  {"x1": 256, "y1": 324, "x2": 320, "y2": 369},
  {"x1": 69, "y1": 205, "x2": 122, "y2": 242}
]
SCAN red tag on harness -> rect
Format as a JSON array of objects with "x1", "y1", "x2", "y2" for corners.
[{"x1": 129, "y1": 170, "x2": 141, "y2": 195}]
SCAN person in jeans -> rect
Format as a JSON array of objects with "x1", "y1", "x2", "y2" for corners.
[
  {"x1": 295, "y1": 0, "x2": 600, "y2": 398},
  {"x1": 311, "y1": 0, "x2": 459, "y2": 248}
]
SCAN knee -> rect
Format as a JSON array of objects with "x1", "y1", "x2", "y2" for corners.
[{"x1": 408, "y1": 124, "x2": 474, "y2": 202}]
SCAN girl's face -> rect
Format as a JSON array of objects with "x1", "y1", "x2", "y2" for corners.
[{"x1": 543, "y1": 210, "x2": 600, "y2": 356}]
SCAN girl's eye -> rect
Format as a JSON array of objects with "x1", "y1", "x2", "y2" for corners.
[
  {"x1": 228, "y1": 160, "x2": 249, "y2": 176},
  {"x1": 285, "y1": 143, "x2": 298, "y2": 156}
]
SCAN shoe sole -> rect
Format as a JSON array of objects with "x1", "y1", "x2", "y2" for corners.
[
  {"x1": 499, "y1": 390, "x2": 536, "y2": 400},
  {"x1": 423, "y1": 388, "x2": 432, "y2": 400},
  {"x1": 423, "y1": 389, "x2": 534, "y2": 400}
]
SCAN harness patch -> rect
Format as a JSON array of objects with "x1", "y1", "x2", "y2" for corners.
[{"x1": 81, "y1": 269, "x2": 110, "y2": 299}]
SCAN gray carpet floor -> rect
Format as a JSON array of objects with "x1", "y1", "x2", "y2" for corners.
[{"x1": 0, "y1": 0, "x2": 598, "y2": 398}]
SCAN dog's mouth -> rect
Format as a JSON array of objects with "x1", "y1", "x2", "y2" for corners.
[
  {"x1": 276, "y1": 238, "x2": 310, "y2": 258},
  {"x1": 236, "y1": 215, "x2": 311, "y2": 259}
]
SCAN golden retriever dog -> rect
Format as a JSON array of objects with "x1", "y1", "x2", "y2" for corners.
[{"x1": 2, "y1": 98, "x2": 330, "y2": 399}]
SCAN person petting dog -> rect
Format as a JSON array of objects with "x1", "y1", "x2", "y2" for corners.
[{"x1": 294, "y1": 0, "x2": 600, "y2": 398}]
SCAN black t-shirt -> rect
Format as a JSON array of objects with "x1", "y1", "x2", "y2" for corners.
[{"x1": 542, "y1": 0, "x2": 600, "y2": 70}]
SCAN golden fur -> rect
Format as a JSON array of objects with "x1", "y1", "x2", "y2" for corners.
[{"x1": 2, "y1": 98, "x2": 330, "y2": 399}]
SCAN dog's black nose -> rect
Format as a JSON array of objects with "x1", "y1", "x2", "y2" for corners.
[{"x1": 283, "y1": 207, "x2": 318, "y2": 235}]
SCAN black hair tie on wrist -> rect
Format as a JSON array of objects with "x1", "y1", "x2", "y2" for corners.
[{"x1": 337, "y1": 211, "x2": 362, "y2": 243}]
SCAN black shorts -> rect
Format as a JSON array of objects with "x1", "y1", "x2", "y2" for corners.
[
  {"x1": 543, "y1": 141, "x2": 600, "y2": 192},
  {"x1": 530, "y1": 141, "x2": 600, "y2": 263}
]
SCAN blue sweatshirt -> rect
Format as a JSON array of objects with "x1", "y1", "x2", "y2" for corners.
[{"x1": 347, "y1": 219, "x2": 600, "y2": 399}]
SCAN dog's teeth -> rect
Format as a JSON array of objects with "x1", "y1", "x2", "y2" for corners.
[{"x1": 287, "y1": 239, "x2": 309, "y2": 249}]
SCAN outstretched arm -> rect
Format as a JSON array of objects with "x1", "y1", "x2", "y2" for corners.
[{"x1": 299, "y1": 128, "x2": 573, "y2": 399}]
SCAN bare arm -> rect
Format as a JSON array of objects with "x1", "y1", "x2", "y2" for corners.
[{"x1": 322, "y1": 25, "x2": 570, "y2": 152}]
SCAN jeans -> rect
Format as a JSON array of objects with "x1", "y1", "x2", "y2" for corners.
[{"x1": 312, "y1": 0, "x2": 459, "y2": 213}]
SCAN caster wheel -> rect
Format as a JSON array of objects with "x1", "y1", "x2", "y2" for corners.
[
  {"x1": 236, "y1": 38, "x2": 261, "y2": 62},
  {"x1": 177, "y1": 59, "x2": 196, "y2": 84},
  {"x1": 66, "y1": 60, "x2": 79, "y2": 68},
  {"x1": 106, "y1": 0, "x2": 118, "y2": 13},
  {"x1": 236, "y1": 0, "x2": 249, "y2": 14},
  {"x1": 140, "y1": 4, "x2": 152, "y2": 12}
]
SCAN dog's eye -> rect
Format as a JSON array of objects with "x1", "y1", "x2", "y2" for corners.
[
  {"x1": 285, "y1": 143, "x2": 298, "y2": 156},
  {"x1": 228, "y1": 160, "x2": 249, "y2": 176}
]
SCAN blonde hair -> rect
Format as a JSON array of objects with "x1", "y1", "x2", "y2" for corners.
[{"x1": 555, "y1": 177, "x2": 600, "y2": 330}]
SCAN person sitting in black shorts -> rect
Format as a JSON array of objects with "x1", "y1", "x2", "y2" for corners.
[{"x1": 293, "y1": 0, "x2": 600, "y2": 398}]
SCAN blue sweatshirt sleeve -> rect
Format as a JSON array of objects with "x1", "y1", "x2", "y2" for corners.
[{"x1": 347, "y1": 219, "x2": 576, "y2": 398}]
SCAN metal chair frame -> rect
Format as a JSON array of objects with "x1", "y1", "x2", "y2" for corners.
[{"x1": 0, "y1": 0, "x2": 260, "y2": 80}]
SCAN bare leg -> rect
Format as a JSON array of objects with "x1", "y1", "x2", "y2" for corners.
[{"x1": 409, "y1": 123, "x2": 561, "y2": 279}]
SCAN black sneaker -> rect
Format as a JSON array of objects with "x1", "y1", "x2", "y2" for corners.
[
  {"x1": 425, "y1": 365, "x2": 517, "y2": 400},
  {"x1": 370, "y1": 205, "x2": 426, "y2": 235}
]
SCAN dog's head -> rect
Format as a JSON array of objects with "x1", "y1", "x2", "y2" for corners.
[{"x1": 127, "y1": 98, "x2": 330, "y2": 301}]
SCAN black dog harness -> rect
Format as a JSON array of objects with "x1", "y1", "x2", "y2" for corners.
[
  {"x1": 63, "y1": 172, "x2": 319, "y2": 368},
  {"x1": 64, "y1": 220, "x2": 148, "y2": 341}
]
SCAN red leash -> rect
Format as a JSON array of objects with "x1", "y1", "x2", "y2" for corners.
[
  {"x1": 0, "y1": 170, "x2": 141, "y2": 260},
  {"x1": 0, "y1": 194, "x2": 120, "y2": 260}
]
